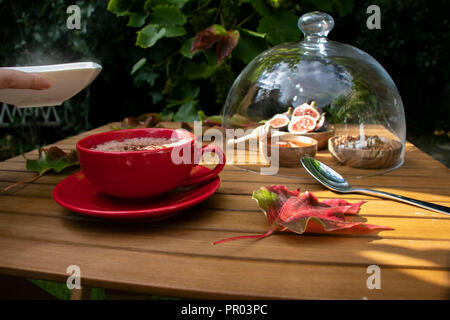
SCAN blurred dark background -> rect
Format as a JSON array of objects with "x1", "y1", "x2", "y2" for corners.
[{"x1": 0, "y1": 0, "x2": 449, "y2": 165}]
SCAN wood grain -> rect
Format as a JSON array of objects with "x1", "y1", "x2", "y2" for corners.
[{"x1": 0, "y1": 123, "x2": 448, "y2": 299}]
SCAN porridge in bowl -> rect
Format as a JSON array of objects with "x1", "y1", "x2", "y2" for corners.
[{"x1": 91, "y1": 137, "x2": 187, "y2": 152}]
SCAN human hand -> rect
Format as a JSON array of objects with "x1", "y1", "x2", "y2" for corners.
[{"x1": 0, "y1": 69, "x2": 52, "y2": 90}]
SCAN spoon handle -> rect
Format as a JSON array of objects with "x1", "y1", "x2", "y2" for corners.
[{"x1": 354, "y1": 188, "x2": 450, "y2": 216}]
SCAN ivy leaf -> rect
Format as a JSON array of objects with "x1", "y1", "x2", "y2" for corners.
[
  {"x1": 127, "y1": 7, "x2": 149, "y2": 27},
  {"x1": 191, "y1": 25, "x2": 240, "y2": 64},
  {"x1": 233, "y1": 31, "x2": 267, "y2": 64},
  {"x1": 136, "y1": 24, "x2": 166, "y2": 48},
  {"x1": 180, "y1": 37, "x2": 195, "y2": 58},
  {"x1": 150, "y1": 4, "x2": 187, "y2": 26},
  {"x1": 184, "y1": 62, "x2": 217, "y2": 79},
  {"x1": 191, "y1": 25, "x2": 226, "y2": 52},
  {"x1": 249, "y1": 0, "x2": 273, "y2": 17},
  {"x1": 257, "y1": 9, "x2": 299, "y2": 45},
  {"x1": 144, "y1": 0, "x2": 153, "y2": 11},
  {"x1": 168, "y1": 0, "x2": 190, "y2": 7},
  {"x1": 173, "y1": 101, "x2": 200, "y2": 122},
  {"x1": 130, "y1": 58, "x2": 147, "y2": 75},
  {"x1": 197, "y1": 110, "x2": 207, "y2": 122},
  {"x1": 163, "y1": 25, "x2": 186, "y2": 37},
  {"x1": 203, "y1": 115, "x2": 222, "y2": 127},
  {"x1": 107, "y1": 0, "x2": 132, "y2": 16},
  {"x1": 26, "y1": 147, "x2": 79, "y2": 175},
  {"x1": 133, "y1": 65, "x2": 160, "y2": 87},
  {"x1": 216, "y1": 30, "x2": 239, "y2": 63},
  {"x1": 2, "y1": 147, "x2": 79, "y2": 192}
]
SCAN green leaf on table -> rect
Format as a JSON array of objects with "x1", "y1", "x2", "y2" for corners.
[
  {"x1": 173, "y1": 101, "x2": 200, "y2": 122},
  {"x1": 204, "y1": 115, "x2": 222, "y2": 126},
  {"x1": 150, "y1": 4, "x2": 187, "y2": 26},
  {"x1": 229, "y1": 114, "x2": 257, "y2": 128},
  {"x1": 2, "y1": 147, "x2": 79, "y2": 192},
  {"x1": 136, "y1": 24, "x2": 166, "y2": 48},
  {"x1": 131, "y1": 58, "x2": 147, "y2": 75},
  {"x1": 197, "y1": 110, "x2": 207, "y2": 122},
  {"x1": 26, "y1": 147, "x2": 79, "y2": 175}
]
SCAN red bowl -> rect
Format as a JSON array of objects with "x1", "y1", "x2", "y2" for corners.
[{"x1": 76, "y1": 128, "x2": 225, "y2": 198}]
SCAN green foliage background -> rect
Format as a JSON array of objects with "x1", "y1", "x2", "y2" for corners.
[{"x1": 0, "y1": 0, "x2": 449, "y2": 157}]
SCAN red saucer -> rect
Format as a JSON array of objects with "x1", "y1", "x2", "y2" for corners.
[{"x1": 53, "y1": 166, "x2": 220, "y2": 221}]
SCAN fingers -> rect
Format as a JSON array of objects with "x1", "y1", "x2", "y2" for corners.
[{"x1": 0, "y1": 69, "x2": 52, "y2": 90}]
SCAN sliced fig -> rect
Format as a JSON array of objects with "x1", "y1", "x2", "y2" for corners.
[
  {"x1": 314, "y1": 113, "x2": 326, "y2": 131},
  {"x1": 288, "y1": 115, "x2": 317, "y2": 134},
  {"x1": 283, "y1": 106, "x2": 294, "y2": 117},
  {"x1": 293, "y1": 103, "x2": 320, "y2": 121},
  {"x1": 267, "y1": 114, "x2": 290, "y2": 129}
]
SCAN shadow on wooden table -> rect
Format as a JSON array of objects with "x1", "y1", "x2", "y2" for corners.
[{"x1": 59, "y1": 206, "x2": 450, "y2": 299}]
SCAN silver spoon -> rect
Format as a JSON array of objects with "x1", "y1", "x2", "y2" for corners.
[{"x1": 300, "y1": 156, "x2": 450, "y2": 216}]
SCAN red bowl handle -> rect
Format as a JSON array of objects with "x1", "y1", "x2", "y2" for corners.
[{"x1": 180, "y1": 145, "x2": 225, "y2": 187}]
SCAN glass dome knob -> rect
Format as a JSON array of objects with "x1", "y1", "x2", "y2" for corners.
[{"x1": 298, "y1": 11, "x2": 334, "y2": 40}]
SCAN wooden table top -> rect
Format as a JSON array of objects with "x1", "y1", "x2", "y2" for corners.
[{"x1": 0, "y1": 123, "x2": 449, "y2": 299}]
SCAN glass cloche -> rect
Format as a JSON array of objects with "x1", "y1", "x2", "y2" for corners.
[{"x1": 222, "y1": 11, "x2": 406, "y2": 178}]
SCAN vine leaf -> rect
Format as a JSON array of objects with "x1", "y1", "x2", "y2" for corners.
[
  {"x1": 131, "y1": 58, "x2": 147, "y2": 75},
  {"x1": 107, "y1": 0, "x2": 132, "y2": 16},
  {"x1": 127, "y1": 7, "x2": 149, "y2": 28},
  {"x1": 149, "y1": 4, "x2": 187, "y2": 26},
  {"x1": 191, "y1": 25, "x2": 240, "y2": 64},
  {"x1": 257, "y1": 10, "x2": 299, "y2": 45},
  {"x1": 214, "y1": 185, "x2": 393, "y2": 244},
  {"x1": 216, "y1": 30, "x2": 240, "y2": 64},
  {"x1": 136, "y1": 24, "x2": 166, "y2": 48},
  {"x1": 2, "y1": 147, "x2": 79, "y2": 192},
  {"x1": 163, "y1": 25, "x2": 186, "y2": 38},
  {"x1": 180, "y1": 38, "x2": 195, "y2": 58}
]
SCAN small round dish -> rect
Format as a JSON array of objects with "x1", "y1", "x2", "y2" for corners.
[
  {"x1": 328, "y1": 135, "x2": 403, "y2": 169},
  {"x1": 262, "y1": 135, "x2": 317, "y2": 167},
  {"x1": 292, "y1": 127, "x2": 335, "y2": 150}
]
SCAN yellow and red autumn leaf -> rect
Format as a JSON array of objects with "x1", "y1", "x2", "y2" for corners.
[{"x1": 214, "y1": 185, "x2": 393, "y2": 244}]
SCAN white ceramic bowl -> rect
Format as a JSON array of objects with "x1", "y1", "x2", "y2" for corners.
[{"x1": 0, "y1": 62, "x2": 102, "y2": 107}]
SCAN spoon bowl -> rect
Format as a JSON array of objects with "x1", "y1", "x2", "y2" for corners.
[{"x1": 300, "y1": 156, "x2": 450, "y2": 215}]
